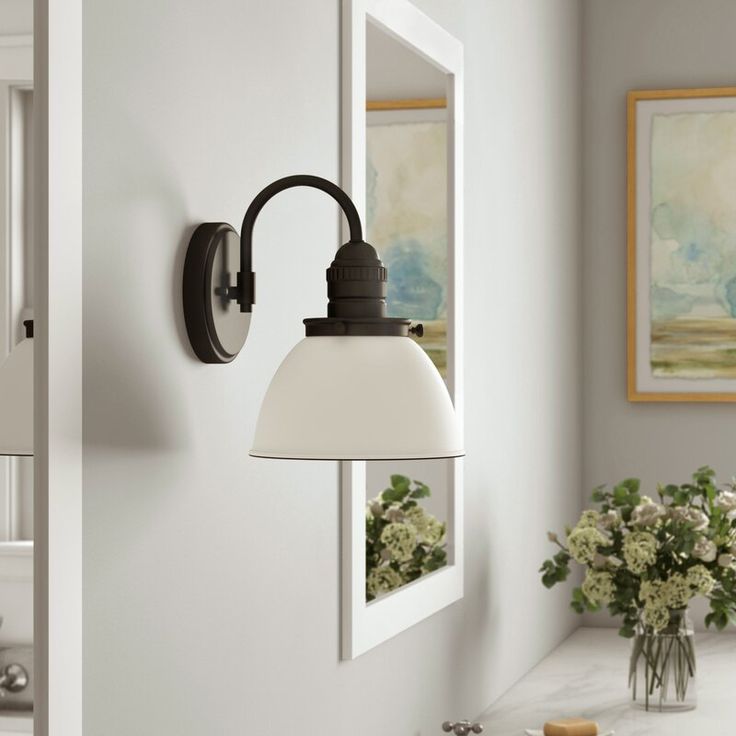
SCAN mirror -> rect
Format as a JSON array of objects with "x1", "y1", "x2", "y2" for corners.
[
  {"x1": 364, "y1": 21, "x2": 451, "y2": 603},
  {"x1": 341, "y1": 0, "x2": 463, "y2": 659},
  {"x1": 0, "y1": 6, "x2": 34, "y2": 721}
]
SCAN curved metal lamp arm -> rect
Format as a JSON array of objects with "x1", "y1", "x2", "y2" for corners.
[
  {"x1": 182, "y1": 173, "x2": 404, "y2": 364},
  {"x1": 239, "y1": 174, "x2": 363, "y2": 277}
]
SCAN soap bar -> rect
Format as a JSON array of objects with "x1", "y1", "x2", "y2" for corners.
[{"x1": 543, "y1": 718, "x2": 598, "y2": 736}]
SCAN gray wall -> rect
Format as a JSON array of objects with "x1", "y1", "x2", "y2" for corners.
[
  {"x1": 82, "y1": 1, "x2": 582, "y2": 733},
  {"x1": 582, "y1": 0, "x2": 736, "y2": 627}
]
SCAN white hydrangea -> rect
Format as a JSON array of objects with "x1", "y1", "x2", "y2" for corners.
[
  {"x1": 582, "y1": 569, "x2": 614, "y2": 605},
  {"x1": 576, "y1": 510, "x2": 601, "y2": 529},
  {"x1": 622, "y1": 531, "x2": 658, "y2": 574},
  {"x1": 380, "y1": 522, "x2": 417, "y2": 562},
  {"x1": 567, "y1": 526, "x2": 610, "y2": 564},
  {"x1": 366, "y1": 566, "x2": 403, "y2": 597},
  {"x1": 686, "y1": 564, "x2": 715, "y2": 595},
  {"x1": 643, "y1": 604, "x2": 670, "y2": 633},
  {"x1": 639, "y1": 579, "x2": 664, "y2": 607},
  {"x1": 404, "y1": 506, "x2": 428, "y2": 537},
  {"x1": 661, "y1": 573, "x2": 693, "y2": 609},
  {"x1": 423, "y1": 516, "x2": 445, "y2": 545}
]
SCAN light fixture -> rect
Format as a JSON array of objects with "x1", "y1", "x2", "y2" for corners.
[
  {"x1": 183, "y1": 175, "x2": 462, "y2": 461},
  {"x1": 0, "y1": 320, "x2": 34, "y2": 456}
]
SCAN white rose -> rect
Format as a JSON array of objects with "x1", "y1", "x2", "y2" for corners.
[
  {"x1": 693, "y1": 537, "x2": 717, "y2": 562},
  {"x1": 718, "y1": 553, "x2": 735, "y2": 568},
  {"x1": 669, "y1": 506, "x2": 709, "y2": 531},
  {"x1": 715, "y1": 490, "x2": 736, "y2": 513},
  {"x1": 631, "y1": 502, "x2": 666, "y2": 527},
  {"x1": 593, "y1": 553, "x2": 623, "y2": 569},
  {"x1": 597, "y1": 511, "x2": 620, "y2": 530},
  {"x1": 385, "y1": 507, "x2": 404, "y2": 523}
]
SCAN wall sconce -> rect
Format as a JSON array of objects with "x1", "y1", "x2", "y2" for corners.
[
  {"x1": 0, "y1": 320, "x2": 33, "y2": 456},
  {"x1": 183, "y1": 175, "x2": 462, "y2": 461}
]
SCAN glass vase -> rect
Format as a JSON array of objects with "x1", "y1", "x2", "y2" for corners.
[{"x1": 629, "y1": 608, "x2": 697, "y2": 712}]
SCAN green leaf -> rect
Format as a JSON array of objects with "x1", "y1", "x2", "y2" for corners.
[
  {"x1": 613, "y1": 485, "x2": 630, "y2": 504},
  {"x1": 411, "y1": 481, "x2": 431, "y2": 499},
  {"x1": 553, "y1": 550, "x2": 570, "y2": 566},
  {"x1": 390, "y1": 474, "x2": 410, "y2": 490},
  {"x1": 591, "y1": 485, "x2": 607, "y2": 503},
  {"x1": 674, "y1": 489, "x2": 690, "y2": 506},
  {"x1": 381, "y1": 487, "x2": 402, "y2": 503},
  {"x1": 621, "y1": 478, "x2": 641, "y2": 494}
]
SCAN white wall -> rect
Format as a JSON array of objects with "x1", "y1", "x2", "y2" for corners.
[
  {"x1": 582, "y1": 0, "x2": 736, "y2": 628},
  {"x1": 82, "y1": 1, "x2": 582, "y2": 734},
  {"x1": 366, "y1": 21, "x2": 446, "y2": 101}
]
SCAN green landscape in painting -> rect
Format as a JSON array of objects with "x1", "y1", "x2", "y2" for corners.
[{"x1": 650, "y1": 110, "x2": 736, "y2": 378}]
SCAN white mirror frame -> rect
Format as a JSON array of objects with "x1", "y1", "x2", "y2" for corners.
[
  {"x1": 340, "y1": 0, "x2": 464, "y2": 660},
  {"x1": 34, "y1": 0, "x2": 83, "y2": 734}
]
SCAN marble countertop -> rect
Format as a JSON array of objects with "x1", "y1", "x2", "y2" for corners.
[{"x1": 475, "y1": 627, "x2": 736, "y2": 735}]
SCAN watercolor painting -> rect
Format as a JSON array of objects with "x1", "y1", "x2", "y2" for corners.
[
  {"x1": 366, "y1": 115, "x2": 448, "y2": 375},
  {"x1": 650, "y1": 109, "x2": 736, "y2": 379},
  {"x1": 628, "y1": 88, "x2": 736, "y2": 401}
]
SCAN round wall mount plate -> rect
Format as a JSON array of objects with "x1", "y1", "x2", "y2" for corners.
[{"x1": 183, "y1": 222, "x2": 251, "y2": 363}]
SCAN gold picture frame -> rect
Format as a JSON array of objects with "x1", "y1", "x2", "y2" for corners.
[
  {"x1": 366, "y1": 97, "x2": 446, "y2": 111},
  {"x1": 627, "y1": 86, "x2": 736, "y2": 402}
]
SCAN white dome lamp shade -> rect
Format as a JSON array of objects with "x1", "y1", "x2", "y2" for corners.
[
  {"x1": 182, "y1": 175, "x2": 462, "y2": 461},
  {"x1": 0, "y1": 320, "x2": 34, "y2": 456}
]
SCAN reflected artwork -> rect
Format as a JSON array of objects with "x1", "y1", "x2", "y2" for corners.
[{"x1": 366, "y1": 113, "x2": 448, "y2": 375}]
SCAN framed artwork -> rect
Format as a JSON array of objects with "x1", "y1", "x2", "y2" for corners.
[
  {"x1": 628, "y1": 87, "x2": 736, "y2": 402},
  {"x1": 341, "y1": 0, "x2": 463, "y2": 659}
]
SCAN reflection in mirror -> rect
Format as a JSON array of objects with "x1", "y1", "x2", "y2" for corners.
[
  {"x1": 364, "y1": 21, "x2": 451, "y2": 602},
  {"x1": 0, "y1": 12, "x2": 34, "y2": 721},
  {"x1": 365, "y1": 460, "x2": 451, "y2": 601},
  {"x1": 0, "y1": 79, "x2": 34, "y2": 544}
]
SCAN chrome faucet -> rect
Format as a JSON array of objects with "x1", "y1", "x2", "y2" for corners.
[
  {"x1": 0, "y1": 617, "x2": 30, "y2": 698},
  {"x1": 0, "y1": 664, "x2": 28, "y2": 696},
  {"x1": 442, "y1": 720, "x2": 484, "y2": 735}
]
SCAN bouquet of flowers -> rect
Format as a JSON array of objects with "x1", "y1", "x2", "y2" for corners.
[
  {"x1": 365, "y1": 474, "x2": 447, "y2": 601},
  {"x1": 540, "y1": 467, "x2": 736, "y2": 710}
]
